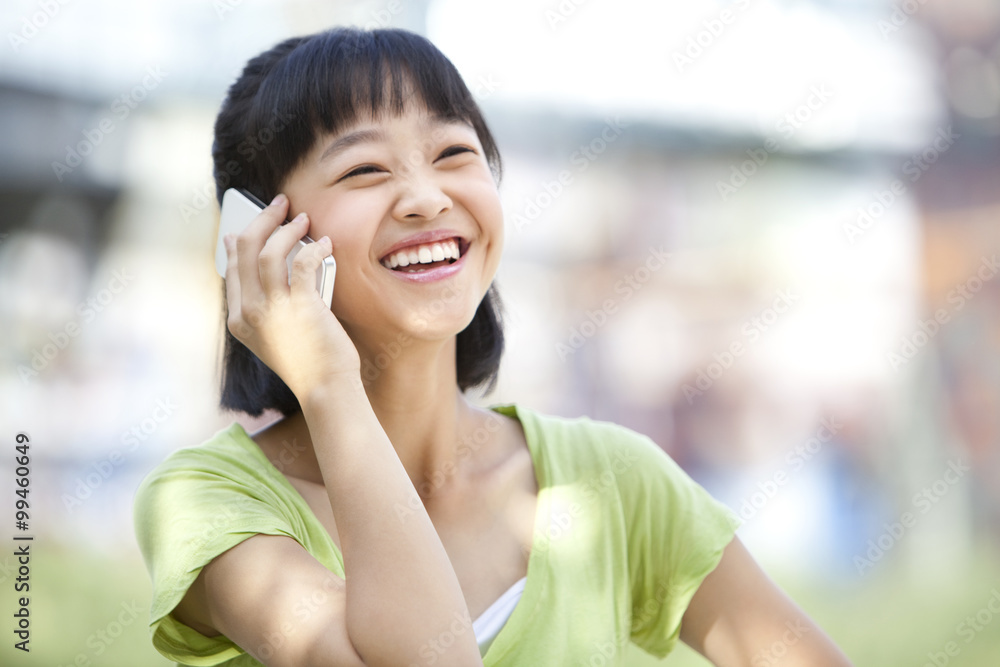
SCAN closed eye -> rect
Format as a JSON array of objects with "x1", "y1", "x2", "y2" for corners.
[
  {"x1": 338, "y1": 146, "x2": 476, "y2": 182},
  {"x1": 437, "y1": 145, "x2": 476, "y2": 160},
  {"x1": 340, "y1": 164, "x2": 383, "y2": 180}
]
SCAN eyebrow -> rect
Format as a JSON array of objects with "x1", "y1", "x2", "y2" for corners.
[
  {"x1": 316, "y1": 115, "x2": 471, "y2": 164},
  {"x1": 317, "y1": 128, "x2": 386, "y2": 163}
]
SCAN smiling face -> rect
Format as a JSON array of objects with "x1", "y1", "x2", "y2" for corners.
[{"x1": 280, "y1": 103, "x2": 505, "y2": 349}]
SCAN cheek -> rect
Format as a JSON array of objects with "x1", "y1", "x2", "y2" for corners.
[
  {"x1": 481, "y1": 194, "x2": 505, "y2": 269},
  {"x1": 305, "y1": 201, "x2": 379, "y2": 311},
  {"x1": 309, "y1": 196, "x2": 372, "y2": 244},
  {"x1": 307, "y1": 197, "x2": 384, "y2": 273},
  {"x1": 466, "y1": 179, "x2": 505, "y2": 240}
]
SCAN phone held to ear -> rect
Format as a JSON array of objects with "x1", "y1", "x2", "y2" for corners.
[{"x1": 215, "y1": 188, "x2": 336, "y2": 309}]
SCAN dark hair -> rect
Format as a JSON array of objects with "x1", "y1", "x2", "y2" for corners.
[{"x1": 212, "y1": 27, "x2": 505, "y2": 417}]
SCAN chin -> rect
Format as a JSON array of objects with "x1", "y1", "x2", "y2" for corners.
[
  {"x1": 338, "y1": 272, "x2": 492, "y2": 345},
  {"x1": 401, "y1": 299, "x2": 481, "y2": 340}
]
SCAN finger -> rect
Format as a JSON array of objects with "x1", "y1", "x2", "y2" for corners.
[
  {"x1": 289, "y1": 236, "x2": 333, "y2": 303},
  {"x1": 259, "y1": 211, "x2": 310, "y2": 297},
  {"x1": 223, "y1": 234, "x2": 249, "y2": 339},
  {"x1": 236, "y1": 193, "x2": 289, "y2": 303}
]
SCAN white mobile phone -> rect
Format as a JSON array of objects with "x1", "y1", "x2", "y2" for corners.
[{"x1": 216, "y1": 188, "x2": 336, "y2": 308}]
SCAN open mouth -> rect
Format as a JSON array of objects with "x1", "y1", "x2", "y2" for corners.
[{"x1": 380, "y1": 237, "x2": 468, "y2": 273}]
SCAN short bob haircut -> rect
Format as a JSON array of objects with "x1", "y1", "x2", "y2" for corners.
[{"x1": 212, "y1": 27, "x2": 505, "y2": 417}]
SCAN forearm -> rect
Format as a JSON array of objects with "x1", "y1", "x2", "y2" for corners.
[
  {"x1": 300, "y1": 380, "x2": 482, "y2": 667},
  {"x1": 681, "y1": 538, "x2": 853, "y2": 667}
]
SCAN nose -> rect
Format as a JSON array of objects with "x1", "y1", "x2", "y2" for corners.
[{"x1": 391, "y1": 158, "x2": 452, "y2": 222}]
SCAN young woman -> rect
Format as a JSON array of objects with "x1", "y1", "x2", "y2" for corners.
[{"x1": 133, "y1": 27, "x2": 854, "y2": 667}]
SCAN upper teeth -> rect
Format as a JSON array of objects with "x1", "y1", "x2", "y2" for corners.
[{"x1": 382, "y1": 239, "x2": 461, "y2": 269}]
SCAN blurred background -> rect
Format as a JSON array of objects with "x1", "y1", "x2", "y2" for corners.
[{"x1": 1, "y1": 0, "x2": 999, "y2": 664}]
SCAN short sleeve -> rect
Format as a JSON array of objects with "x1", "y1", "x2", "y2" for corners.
[
  {"x1": 616, "y1": 431, "x2": 742, "y2": 658},
  {"x1": 132, "y1": 448, "x2": 299, "y2": 666}
]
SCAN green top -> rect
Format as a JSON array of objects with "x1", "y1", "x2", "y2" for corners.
[{"x1": 133, "y1": 404, "x2": 741, "y2": 666}]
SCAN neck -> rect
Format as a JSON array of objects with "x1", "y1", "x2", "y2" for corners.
[
  {"x1": 253, "y1": 330, "x2": 499, "y2": 501},
  {"x1": 368, "y1": 337, "x2": 470, "y2": 495},
  {"x1": 327, "y1": 331, "x2": 488, "y2": 499}
]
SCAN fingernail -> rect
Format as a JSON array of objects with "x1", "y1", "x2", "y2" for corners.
[
  {"x1": 291, "y1": 212, "x2": 308, "y2": 223},
  {"x1": 270, "y1": 193, "x2": 286, "y2": 206},
  {"x1": 320, "y1": 236, "x2": 331, "y2": 247}
]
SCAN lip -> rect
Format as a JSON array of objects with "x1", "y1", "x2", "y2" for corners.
[
  {"x1": 383, "y1": 245, "x2": 470, "y2": 284},
  {"x1": 378, "y1": 229, "x2": 468, "y2": 263}
]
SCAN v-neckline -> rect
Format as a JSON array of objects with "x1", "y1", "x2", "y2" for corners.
[{"x1": 230, "y1": 403, "x2": 550, "y2": 664}]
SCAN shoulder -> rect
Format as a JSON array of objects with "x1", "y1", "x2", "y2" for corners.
[
  {"x1": 137, "y1": 421, "x2": 256, "y2": 477},
  {"x1": 132, "y1": 422, "x2": 287, "y2": 556},
  {"x1": 131, "y1": 424, "x2": 317, "y2": 653},
  {"x1": 133, "y1": 421, "x2": 268, "y2": 502},
  {"x1": 500, "y1": 404, "x2": 738, "y2": 523},
  {"x1": 498, "y1": 403, "x2": 671, "y2": 480},
  {"x1": 504, "y1": 405, "x2": 667, "y2": 460}
]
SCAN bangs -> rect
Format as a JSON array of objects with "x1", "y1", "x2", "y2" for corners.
[{"x1": 238, "y1": 28, "x2": 499, "y2": 196}]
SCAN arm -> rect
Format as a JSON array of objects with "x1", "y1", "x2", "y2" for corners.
[
  {"x1": 298, "y1": 381, "x2": 483, "y2": 667},
  {"x1": 175, "y1": 535, "x2": 365, "y2": 667},
  {"x1": 173, "y1": 387, "x2": 483, "y2": 667},
  {"x1": 679, "y1": 537, "x2": 854, "y2": 667},
  {"x1": 177, "y1": 195, "x2": 483, "y2": 666}
]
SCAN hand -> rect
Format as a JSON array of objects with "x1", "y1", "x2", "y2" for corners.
[{"x1": 223, "y1": 193, "x2": 361, "y2": 399}]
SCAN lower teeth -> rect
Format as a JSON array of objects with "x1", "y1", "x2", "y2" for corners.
[{"x1": 397, "y1": 258, "x2": 457, "y2": 273}]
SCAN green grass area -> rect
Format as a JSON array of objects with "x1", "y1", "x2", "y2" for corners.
[
  {"x1": 0, "y1": 540, "x2": 172, "y2": 667},
  {"x1": 2, "y1": 539, "x2": 998, "y2": 666},
  {"x1": 636, "y1": 544, "x2": 1000, "y2": 667}
]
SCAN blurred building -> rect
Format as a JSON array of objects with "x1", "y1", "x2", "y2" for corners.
[{"x1": 0, "y1": 0, "x2": 997, "y2": 583}]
